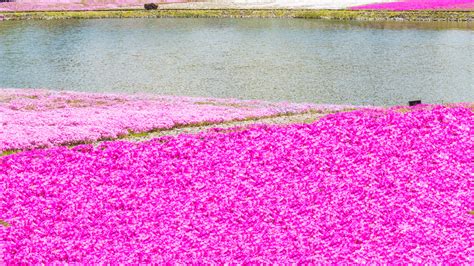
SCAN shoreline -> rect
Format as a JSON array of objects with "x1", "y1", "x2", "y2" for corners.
[{"x1": 1, "y1": 9, "x2": 473, "y2": 22}]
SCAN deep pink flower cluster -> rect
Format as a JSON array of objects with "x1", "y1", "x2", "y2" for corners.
[
  {"x1": 1, "y1": 106, "x2": 472, "y2": 263},
  {"x1": 352, "y1": 0, "x2": 474, "y2": 10},
  {"x1": 0, "y1": 89, "x2": 352, "y2": 152}
]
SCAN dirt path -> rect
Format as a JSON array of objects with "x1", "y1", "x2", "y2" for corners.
[{"x1": 124, "y1": 111, "x2": 327, "y2": 142}]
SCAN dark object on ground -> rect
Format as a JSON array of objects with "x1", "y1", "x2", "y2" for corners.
[
  {"x1": 0, "y1": 0, "x2": 15, "y2": 2},
  {"x1": 144, "y1": 3, "x2": 158, "y2": 10},
  {"x1": 409, "y1": 100, "x2": 422, "y2": 106}
]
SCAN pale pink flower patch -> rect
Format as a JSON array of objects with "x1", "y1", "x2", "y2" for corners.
[
  {"x1": 0, "y1": 89, "x2": 354, "y2": 152},
  {"x1": 0, "y1": 0, "x2": 187, "y2": 12}
]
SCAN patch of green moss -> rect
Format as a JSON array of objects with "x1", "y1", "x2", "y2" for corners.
[
  {"x1": 126, "y1": 130, "x2": 151, "y2": 138},
  {"x1": 0, "y1": 149, "x2": 21, "y2": 157},
  {"x1": 301, "y1": 117, "x2": 320, "y2": 124},
  {"x1": 0, "y1": 219, "x2": 11, "y2": 227}
]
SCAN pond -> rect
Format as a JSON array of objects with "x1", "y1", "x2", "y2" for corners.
[{"x1": 0, "y1": 18, "x2": 472, "y2": 106}]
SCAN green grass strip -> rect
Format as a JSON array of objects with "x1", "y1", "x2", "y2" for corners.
[{"x1": 0, "y1": 9, "x2": 473, "y2": 22}]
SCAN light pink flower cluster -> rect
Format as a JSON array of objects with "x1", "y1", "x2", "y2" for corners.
[
  {"x1": 0, "y1": 89, "x2": 352, "y2": 152},
  {"x1": 0, "y1": 0, "x2": 186, "y2": 12},
  {"x1": 352, "y1": 0, "x2": 474, "y2": 10},
  {"x1": 1, "y1": 106, "x2": 472, "y2": 263}
]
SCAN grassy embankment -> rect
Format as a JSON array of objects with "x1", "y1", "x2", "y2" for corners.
[{"x1": 0, "y1": 9, "x2": 473, "y2": 21}]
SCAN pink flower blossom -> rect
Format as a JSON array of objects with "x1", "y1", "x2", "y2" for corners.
[
  {"x1": 0, "y1": 0, "x2": 187, "y2": 12},
  {"x1": 1, "y1": 105, "x2": 472, "y2": 263},
  {"x1": 352, "y1": 0, "x2": 474, "y2": 10}
]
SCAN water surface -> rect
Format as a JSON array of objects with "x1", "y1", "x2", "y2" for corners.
[{"x1": 0, "y1": 18, "x2": 473, "y2": 106}]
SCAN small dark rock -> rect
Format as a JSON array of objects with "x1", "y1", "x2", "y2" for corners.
[
  {"x1": 408, "y1": 100, "x2": 422, "y2": 106},
  {"x1": 144, "y1": 3, "x2": 158, "y2": 10}
]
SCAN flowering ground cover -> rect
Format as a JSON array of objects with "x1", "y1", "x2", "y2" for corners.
[
  {"x1": 1, "y1": 105, "x2": 472, "y2": 263},
  {"x1": 0, "y1": 0, "x2": 186, "y2": 12},
  {"x1": 352, "y1": 0, "x2": 474, "y2": 10},
  {"x1": 0, "y1": 89, "x2": 353, "y2": 153}
]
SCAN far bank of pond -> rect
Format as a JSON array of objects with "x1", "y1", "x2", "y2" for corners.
[{"x1": 0, "y1": 9, "x2": 474, "y2": 22}]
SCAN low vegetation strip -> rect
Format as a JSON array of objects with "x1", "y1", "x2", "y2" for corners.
[
  {"x1": 0, "y1": 89, "x2": 355, "y2": 153},
  {"x1": 0, "y1": 9, "x2": 473, "y2": 21},
  {"x1": 0, "y1": 105, "x2": 472, "y2": 263},
  {"x1": 123, "y1": 111, "x2": 327, "y2": 142}
]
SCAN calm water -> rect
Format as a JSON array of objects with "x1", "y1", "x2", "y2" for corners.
[{"x1": 0, "y1": 18, "x2": 473, "y2": 106}]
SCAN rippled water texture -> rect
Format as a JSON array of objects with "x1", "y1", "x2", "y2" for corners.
[{"x1": 0, "y1": 19, "x2": 473, "y2": 106}]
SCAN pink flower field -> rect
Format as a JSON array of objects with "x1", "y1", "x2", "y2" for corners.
[
  {"x1": 1, "y1": 105, "x2": 472, "y2": 263},
  {"x1": 352, "y1": 0, "x2": 474, "y2": 10},
  {"x1": 0, "y1": 89, "x2": 353, "y2": 153},
  {"x1": 0, "y1": 0, "x2": 186, "y2": 12}
]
